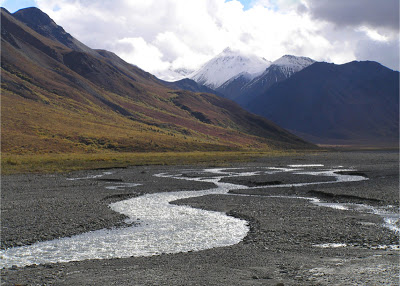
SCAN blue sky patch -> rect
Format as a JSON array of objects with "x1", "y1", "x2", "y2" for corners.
[
  {"x1": 225, "y1": 0, "x2": 253, "y2": 11},
  {"x1": 1, "y1": 0, "x2": 37, "y2": 13}
]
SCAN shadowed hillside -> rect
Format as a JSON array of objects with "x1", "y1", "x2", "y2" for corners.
[{"x1": 247, "y1": 61, "x2": 399, "y2": 146}]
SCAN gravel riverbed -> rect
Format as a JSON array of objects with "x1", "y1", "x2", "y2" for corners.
[{"x1": 1, "y1": 151, "x2": 399, "y2": 285}]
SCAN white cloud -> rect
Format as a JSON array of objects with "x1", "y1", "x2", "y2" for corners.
[
  {"x1": 357, "y1": 27, "x2": 389, "y2": 43},
  {"x1": 113, "y1": 37, "x2": 169, "y2": 73},
  {"x1": 36, "y1": 0, "x2": 399, "y2": 78}
]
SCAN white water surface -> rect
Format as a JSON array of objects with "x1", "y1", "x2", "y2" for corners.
[
  {"x1": 66, "y1": 171, "x2": 113, "y2": 181},
  {"x1": 1, "y1": 169, "x2": 249, "y2": 268},
  {"x1": 288, "y1": 164, "x2": 324, "y2": 167},
  {"x1": 314, "y1": 243, "x2": 400, "y2": 250},
  {"x1": 105, "y1": 183, "x2": 142, "y2": 190},
  {"x1": 266, "y1": 195, "x2": 399, "y2": 234},
  {"x1": 1, "y1": 164, "x2": 397, "y2": 268}
]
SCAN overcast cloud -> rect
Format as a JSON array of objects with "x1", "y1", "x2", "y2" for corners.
[
  {"x1": 34, "y1": 0, "x2": 399, "y2": 78},
  {"x1": 306, "y1": 0, "x2": 399, "y2": 32}
]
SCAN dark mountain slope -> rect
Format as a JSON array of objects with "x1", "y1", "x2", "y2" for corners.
[
  {"x1": 1, "y1": 8, "x2": 313, "y2": 154},
  {"x1": 236, "y1": 64, "x2": 298, "y2": 106},
  {"x1": 216, "y1": 73, "x2": 254, "y2": 101},
  {"x1": 247, "y1": 61, "x2": 399, "y2": 146},
  {"x1": 13, "y1": 7, "x2": 97, "y2": 56}
]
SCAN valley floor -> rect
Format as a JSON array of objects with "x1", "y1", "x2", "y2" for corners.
[{"x1": 1, "y1": 151, "x2": 399, "y2": 285}]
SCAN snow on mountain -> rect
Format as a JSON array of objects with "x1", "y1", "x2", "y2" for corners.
[
  {"x1": 217, "y1": 71, "x2": 256, "y2": 91},
  {"x1": 189, "y1": 47, "x2": 271, "y2": 89},
  {"x1": 156, "y1": 67, "x2": 195, "y2": 82},
  {"x1": 244, "y1": 55, "x2": 315, "y2": 89},
  {"x1": 220, "y1": 55, "x2": 317, "y2": 105},
  {"x1": 270, "y1": 55, "x2": 315, "y2": 77}
]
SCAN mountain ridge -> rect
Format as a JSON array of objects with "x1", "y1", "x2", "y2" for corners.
[
  {"x1": 216, "y1": 54, "x2": 315, "y2": 101},
  {"x1": 235, "y1": 55, "x2": 315, "y2": 104},
  {"x1": 13, "y1": 7, "x2": 98, "y2": 56},
  {"x1": 246, "y1": 61, "x2": 399, "y2": 146},
  {"x1": 1, "y1": 7, "x2": 313, "y2": 154},
  {"x1": 185, "y1": 41, "x2": 398, "y2": 146}
]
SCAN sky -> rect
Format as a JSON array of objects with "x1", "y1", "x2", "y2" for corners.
[{"x1": 2, "y1": 0, "x2": 399, "y2": 78}]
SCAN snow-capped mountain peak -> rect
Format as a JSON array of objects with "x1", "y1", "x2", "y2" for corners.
[
  {"x1": 189, "y1": 47, "x2": 271, "y2": 89},
  {"x1": 234, "y1": 55, "x2": 316, "y2": 100},
  {"x1": 271, "y1": 55, "x2": 315, "y2": 76}
]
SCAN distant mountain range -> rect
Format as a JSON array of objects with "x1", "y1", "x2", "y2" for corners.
[
  {"x1": 185, "y1": 46, "x2": 399, "y2": 146},
  {"x1": 247, "y1": 61, "x2": 399, "y2": 146},
  {"x1": 1, "y1": 7, "x2": 312, "y2": 154}
]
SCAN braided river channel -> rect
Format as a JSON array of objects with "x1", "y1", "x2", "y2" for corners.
[{"x1": 1, "y1": 164, "x2": 398, "y2": 268}]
